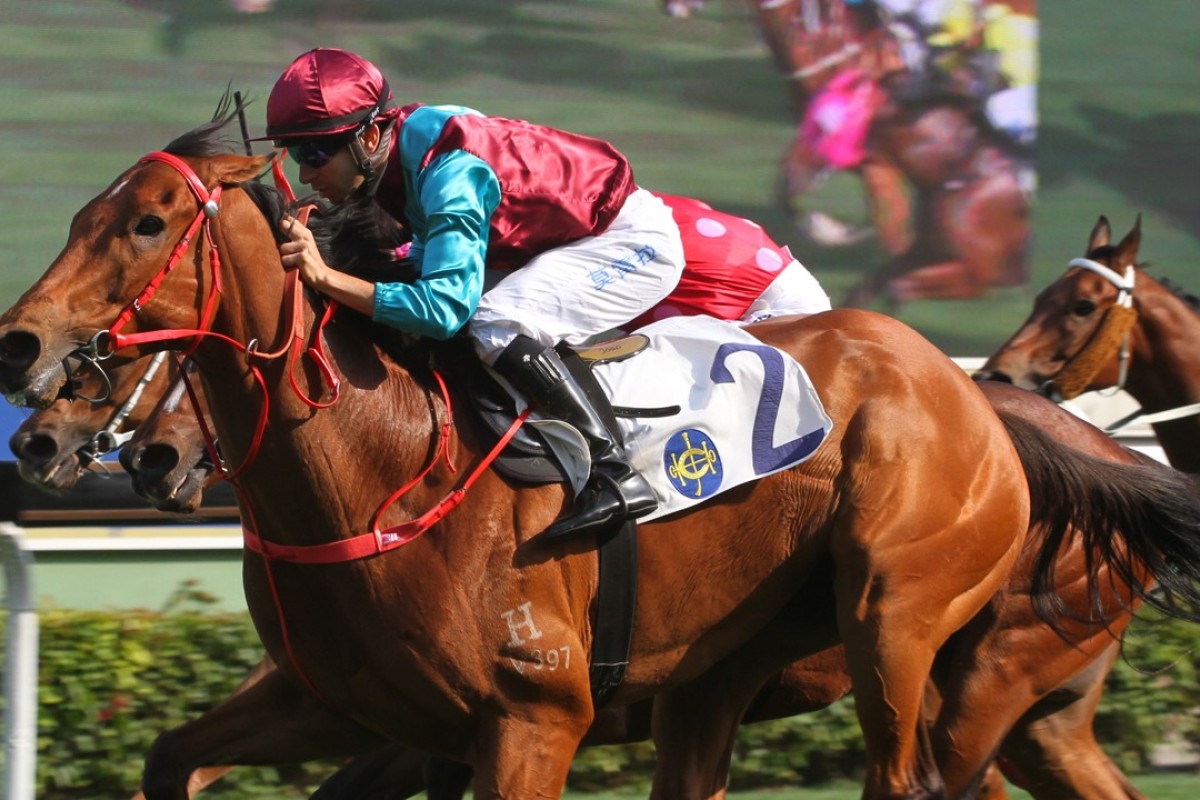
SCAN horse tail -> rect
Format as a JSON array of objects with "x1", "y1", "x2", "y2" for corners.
[{"x1": 998, "y1": 410, "x2": 1200, "y2": 626}]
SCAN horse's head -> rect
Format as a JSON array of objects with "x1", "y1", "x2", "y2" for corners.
[
  {"x1": 976, "y1": 216, "x2": 1143, "y2": 399},
  {"x1": 0, "y1": 106, "x2": 272, "y2": 409},
  {"x1": 120, "y1": 367, "x2": 214, "y2": 514},
  {"x1": 10, "y1": 353, "x2": 174, "y2": 493}
]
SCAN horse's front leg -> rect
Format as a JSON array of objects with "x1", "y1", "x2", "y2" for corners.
[
  {"x1": 471, "y1": 705, "x2": 591, "y2": 799},
  {"x1": 131, "y1": 654, "x2": 275, "y2": 800},
  {"x1": 307, "y1": 744, "x2": 462, "y2": 800},
  {"x1": 140, "y1": 667, "x2": 384, "y2": 800},
  {"x1": 648, "y1": 678, "x2": 764, "y2": 800},
  {"x1": 860, "y1": 156, "x2": 912, "y2": 256}
]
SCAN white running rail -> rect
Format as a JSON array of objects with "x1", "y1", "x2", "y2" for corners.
[{"x1": 1, "y1": 522, "x2": 37, "y2": 800}]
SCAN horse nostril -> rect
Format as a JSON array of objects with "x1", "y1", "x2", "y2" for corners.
[
  {"x1": 135, "y1": 444, "x2": 181, "y2": 481},
  {"x1": 0, "y1": 330, "x2": 42, "y2": 375},
  {"x1": 10, "y1": 432, "x2": 59, "y2": 468}
]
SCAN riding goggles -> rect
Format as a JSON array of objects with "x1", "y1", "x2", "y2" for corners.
[{"x1": 286, "y1": 138, "x2": 346, "y2": 169}]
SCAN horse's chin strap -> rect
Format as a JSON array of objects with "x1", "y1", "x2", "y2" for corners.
[{"x1": 1043, "y1": 258, "x2": 1136, "y2": 402}]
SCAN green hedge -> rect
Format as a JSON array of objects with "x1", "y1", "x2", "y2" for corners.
[
  {"x1": 9, "y1": 584, "x2": 340, "y2": 799},
  {"x1": 3, "y1": 585, "x2": 1198, "y2": 798}
]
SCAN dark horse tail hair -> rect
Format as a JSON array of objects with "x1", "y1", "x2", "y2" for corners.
[{"x1": 999, "y1": 410, "x2": 1200, "y2": 628}]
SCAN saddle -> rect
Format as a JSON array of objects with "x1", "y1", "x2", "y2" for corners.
[{"x1": 462, "y1": 333, "x2": 679, "y2": 486}]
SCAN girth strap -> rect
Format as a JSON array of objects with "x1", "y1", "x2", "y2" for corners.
[{"x1": 589, "y1": 518, "x2": 638, "y2": 707}]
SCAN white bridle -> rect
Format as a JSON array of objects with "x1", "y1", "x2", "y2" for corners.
[
  {"x1": 1061, "y1": 257, "x2": 1136, "y2": 397},
  {"x1": 1066, "y1": 257, "x2": 1200, "y2": 433}
]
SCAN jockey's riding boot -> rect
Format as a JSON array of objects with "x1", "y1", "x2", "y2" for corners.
[{"x1": 494, "y1": 335, "x2": 658, "y2": 539}]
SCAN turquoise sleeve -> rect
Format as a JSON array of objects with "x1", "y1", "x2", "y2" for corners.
[{"x1": 372, "y1": 150, "x2": 501, "y2": 340}]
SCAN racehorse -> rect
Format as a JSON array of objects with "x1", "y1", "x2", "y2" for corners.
[
  {"x1": 975, "y1": 216, "x2": 1200, "y2": 473},
  {"x1": 0, "y1": 105, "x2": 1192, "y2": 799},
  {"x1": 0, "y1": 340, "x2": 1126, "y2": 798},
  {"x1": 8, "y1": 352, "x2": 172, "y2": 494},
  {"x1": 0, "y1": 274, "x2": 1019, "y2": 797},
  {"x1": 762, "y1": 0, "x2": 1031, "y2": 305},
  {"x1": 121, "y1": 375, "x2": 1165, "y2": 800},
  {"x1": 28, "y1": 179, "x2": 1166, "y2": 800},
  {"x1": 113, "y1": 187, "x2": 1184, "y2": 799}
]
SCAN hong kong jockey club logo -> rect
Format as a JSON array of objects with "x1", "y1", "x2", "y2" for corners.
[{"x1": 664, "y1": 428, "x2": 722, "y2": 499}]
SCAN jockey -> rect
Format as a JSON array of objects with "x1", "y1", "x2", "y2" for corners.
[{"x1": 261, "y1": 47, "x2": 686, "y2": 540}]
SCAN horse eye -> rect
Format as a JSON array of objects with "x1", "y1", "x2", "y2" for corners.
[
  {"x1": 1071, "y1": 299, "x2": 1097, "y2": 317},
  {"x1": 133, "y1": 216, "x2": 164, "y2": 237}
]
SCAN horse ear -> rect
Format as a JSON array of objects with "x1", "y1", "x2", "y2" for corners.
[
  {"x1": 209, "y1": 154, "x2": 274, "y2": 185},
  {"x1": 1086, "y1": 216, "x2": 1111, "y2": 253},
  {"x1": 1114, "y1": 215, "x2": 1142, "y2": 267}
]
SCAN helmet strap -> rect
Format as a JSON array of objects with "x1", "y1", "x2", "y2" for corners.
[
  {"x1": 349, "y1": 120, "x2": 393, "y2": 197},
  {"x1": 349, "y1": 135, "x2": 375, "y2": 182}
]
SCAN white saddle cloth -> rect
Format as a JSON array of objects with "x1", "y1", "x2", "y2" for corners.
[{"x1": 532, "y1": 315, "x2": 834, "y2": 522}]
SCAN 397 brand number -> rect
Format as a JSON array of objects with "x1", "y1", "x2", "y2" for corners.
[{"x1": 529, "y1": 646, "x2": 571, "y2": 671}]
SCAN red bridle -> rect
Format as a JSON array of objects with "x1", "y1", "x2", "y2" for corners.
[{"x1": 99, "y1": 151, "x2": 341, "y2": 480}]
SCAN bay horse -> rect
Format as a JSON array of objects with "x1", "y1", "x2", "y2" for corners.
[
  {"x1": 122, "y1": 376, "x2": 1165, "y2": 800},
  {"x1": 0, "y1": 107, "x2": 1192, "y2": 799},
  {"x1": 0, "y1": 342, "x2": 1132, "y2": 798},
  {"x1": 975, "y1": 215, "x2": 1200, "y2": 474},
  {"x1": 120, "y1": 358, "x2": 221, "y2": 514},
  {"x1": 8, "y1": 352, "x2": 172, "y2": 494},
  {"x1": 67, "y1": 167, "x2": 1175, "y2": 799}
]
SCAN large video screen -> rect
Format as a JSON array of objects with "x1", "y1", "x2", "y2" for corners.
[{"x1": 0, "y1": 0, "x2": 1196, "y2": 360}]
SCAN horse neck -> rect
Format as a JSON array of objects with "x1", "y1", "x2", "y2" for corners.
[
  {"x1": 1125, "y1": 276, "x2": 1200, "y2": 472},
  {"x1": 195, "y1": 199, "x2": 451, "y2": 541}
]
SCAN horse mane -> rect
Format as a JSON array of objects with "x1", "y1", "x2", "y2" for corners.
[
  {"x1": 233, "y1": 181, "x2": 433, "y2": 368},
  {"x1": 159, "y1": 92, "x2": 416, "y2": 280},
  {"x1": 162, "y1": 89, "x2": 246, "y2": 159},
  {"x1": 1156, "y1": 276, "x2": 1200, "y2": 314},
  {"x1": 311, "y1": 195, "x2": 416, "y2": 284}
]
